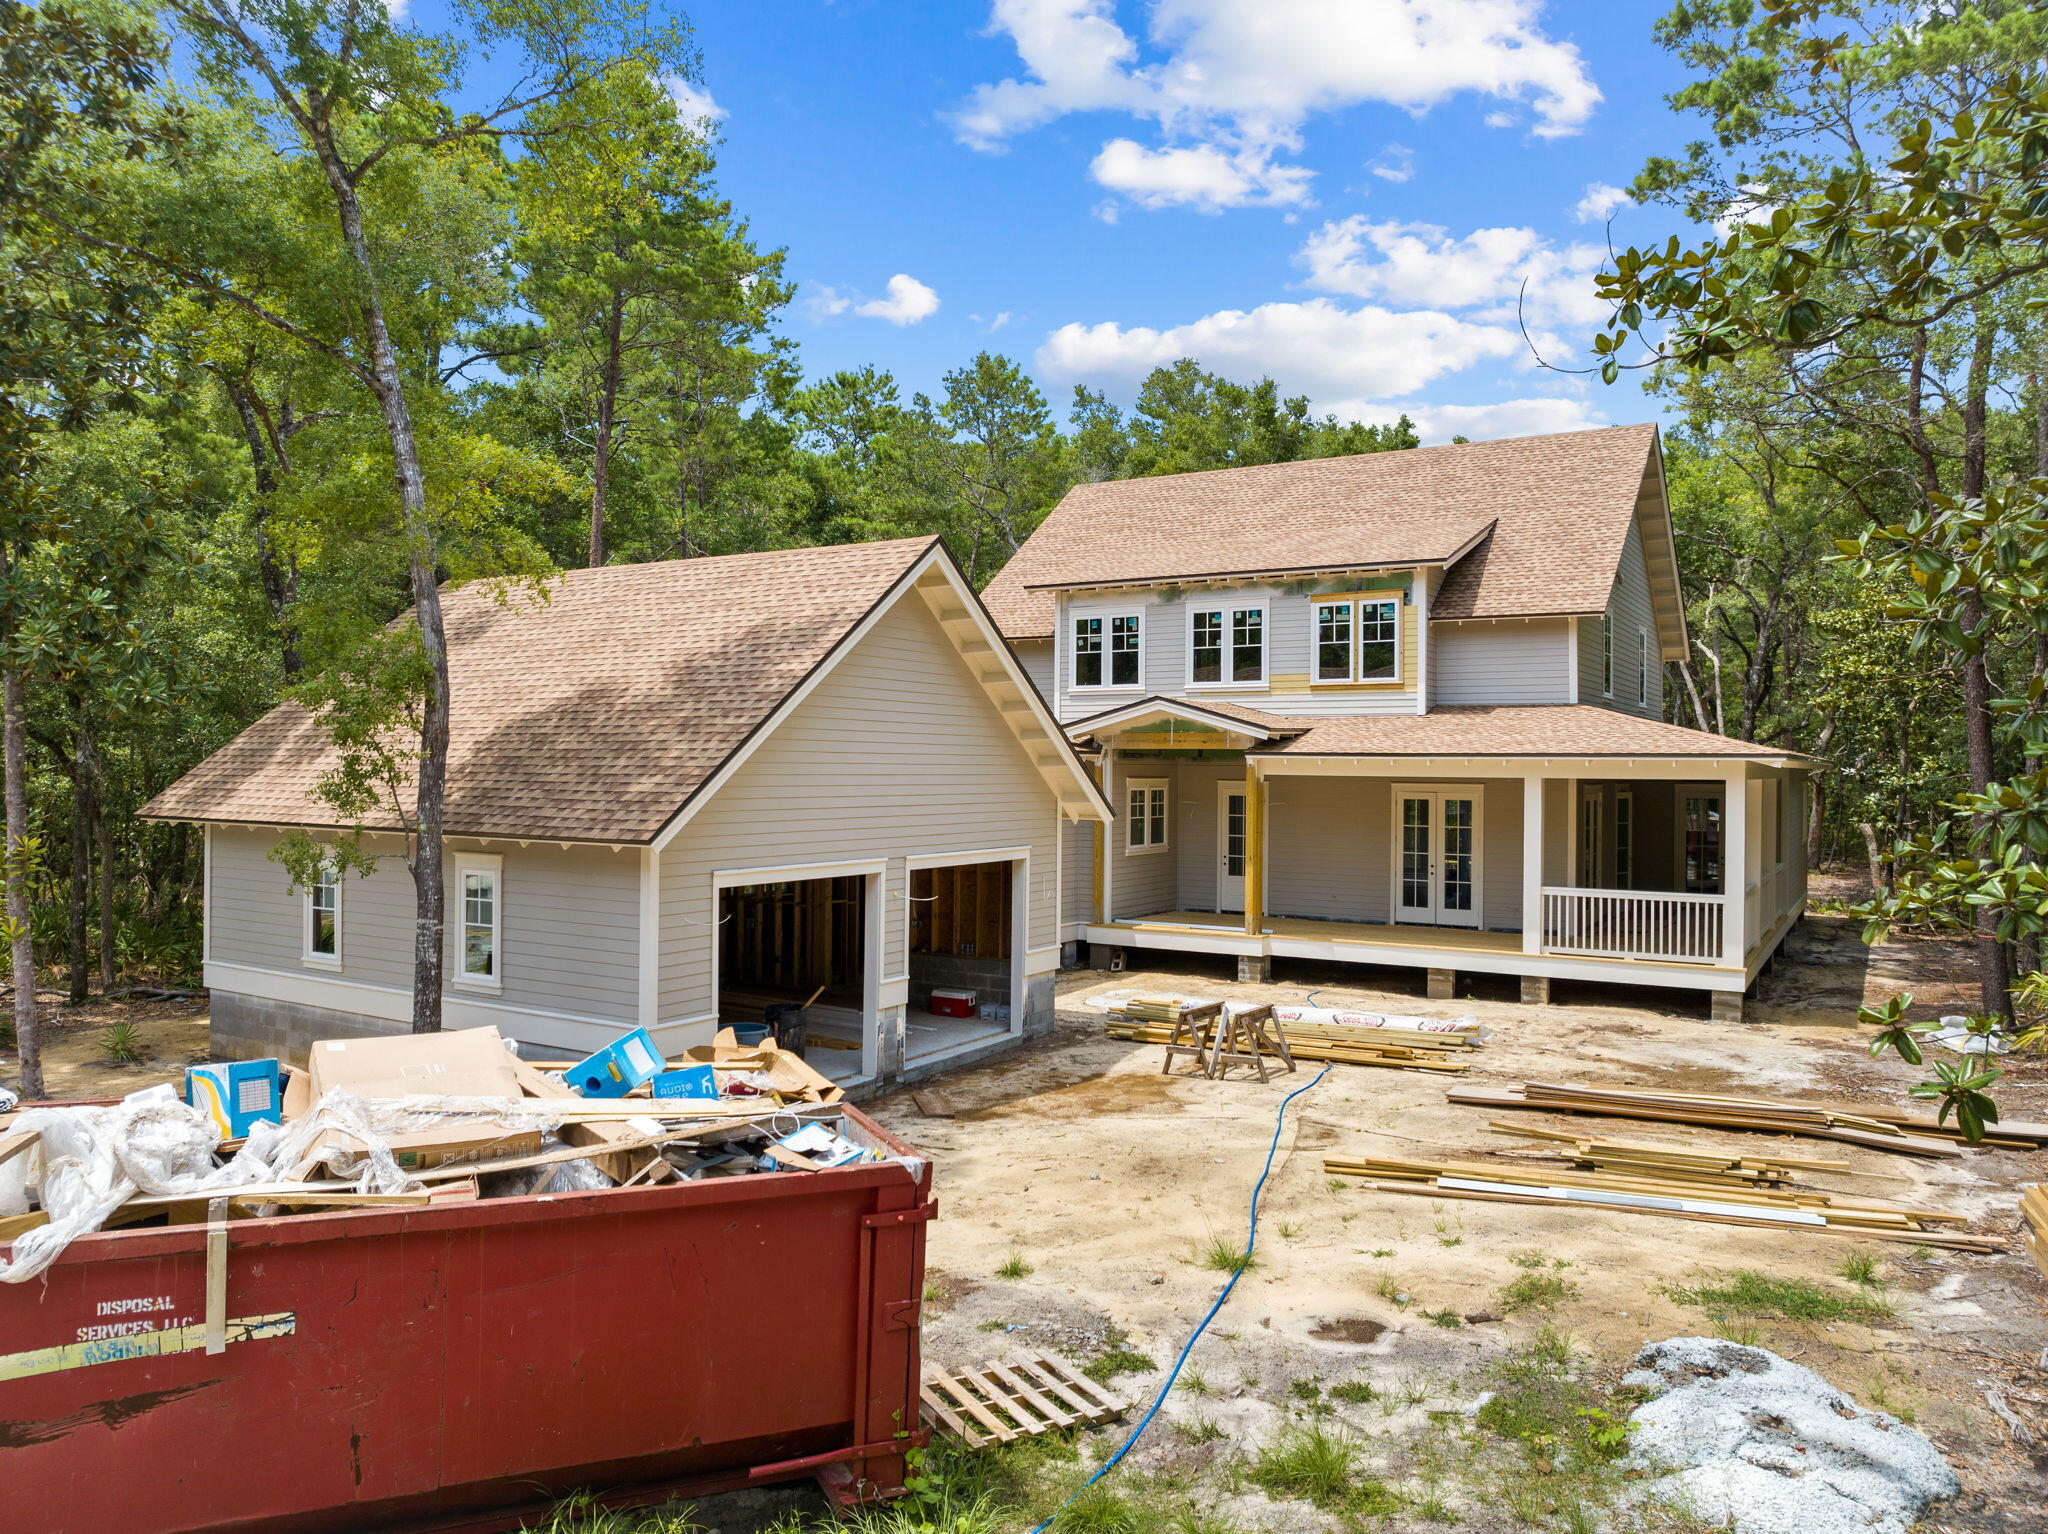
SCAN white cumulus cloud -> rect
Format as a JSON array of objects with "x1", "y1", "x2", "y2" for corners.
[
  {"x1": 956, "y1": 0, "x2": 1600, "y2": 210},
  {"x1": 854, "y1": 274, "x2": 941, "y2": 326},
  {"x1": 1573, "y1": 181, "x2": 1631, "y2": 224},
  {"x1": 1296, "y1": 215, "x2": 1609, "y2": 337},
  {"x1": 664, "y1": 78, "x2": 726, "y2": 129},
  {"x1": 1037, "y1": 297, "x2": 1524, "y2": 405},
  {"x1": 1371, "y1": 396, "x2": 1606, "y2": 443},
  {"x1": 1090, "y1": 138, "x2": 1312, "y2": 212}
]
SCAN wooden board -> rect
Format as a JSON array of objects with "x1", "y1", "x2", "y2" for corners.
[
  {"x1": 921, "y1": 1349, "x2": 1133, "y2": 1447},
  {"x1": 1450, "y1": 1083, "x2": 1960, "y2": 1157}
]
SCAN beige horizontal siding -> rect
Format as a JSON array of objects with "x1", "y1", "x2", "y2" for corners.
[
  {"x1": 659, "y1": 592, "x2": 1062, "y2": 1022},
  {"x1": 207, "y1": 826, "x2": 640, "y2": 1021}
]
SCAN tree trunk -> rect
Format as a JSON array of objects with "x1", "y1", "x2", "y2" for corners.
[
  {"x1": 313, "y1": 137, "x2": 448, "y2": 1033},
  {"x1": 66, "y1": 707, "x2": 90, "y2": 1004},
  {"x1": 1959, "y1": 317, "x2": 2013, "y2": 1016},
  {"x1": 95, "y1": 790, "x2": 115, "y2": 991},
  {"x1": 224, "y1": 375, "x2": 302, "y2": 676},
  {"x1": 1858, "y1": 821, "x2": 1886, "y2": 899},
  {"x1": 5, "y1": 668, "x2": 41, "y2": 1098},
  {"x1": 588, "y1": 289, "x2": 625, "y2": 568}
]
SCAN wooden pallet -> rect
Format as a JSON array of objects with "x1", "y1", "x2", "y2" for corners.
[{"x1": 921, "y1": 1349, "x2": 1134, "y2": 1447}]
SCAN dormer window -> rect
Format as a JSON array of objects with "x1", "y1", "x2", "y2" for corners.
[
  {"x1": 1073, "y1": 611, "x2": 1141, "y2": 690},
  {"x1": 1188, "y1": 602, "x2": 1265, "y2": 687},
  {"x1": 1311, "y1": 596, "x2": 1401, "y2": 683}
]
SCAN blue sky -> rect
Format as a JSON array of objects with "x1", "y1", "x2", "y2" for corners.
[{"x1": 551, "y1": 2, "x2": 1704, "y2": 443}]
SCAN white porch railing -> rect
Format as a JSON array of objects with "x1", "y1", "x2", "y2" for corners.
[{"x1": 1541, "y1": 887, "x2": 1725, "y2": 964}]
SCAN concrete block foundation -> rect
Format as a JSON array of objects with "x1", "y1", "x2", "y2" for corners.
[
  {"x1": 1237, "y1": 954, "x2": 1272, "y2": 984},
  {"x1": 1710, "y1": 991, "x2": 1746, "y2": 1024},
  {"x1": 1520, "y1": 975, "x2": 1551, "y2": 1005},
  {"x1": 1427, "y1": 968, "x2": 1457, "y2": 1001}
]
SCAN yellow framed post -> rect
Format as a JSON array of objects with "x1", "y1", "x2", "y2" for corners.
[{"x1": 1244, "y1": 762, "x2": 1264, "y2": 938}]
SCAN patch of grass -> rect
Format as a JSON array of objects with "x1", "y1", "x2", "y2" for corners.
[
  {"x1": 1083, "y1": 1329, "x2": 1156, "y2": 1384},
  {"x1": 1838, "y1": 1252, "x2": 1886, "y2": 1288},
  {"x1": 102, "y1": 1020, "x2": 144, "y2": 1064},
  {"x1": 1325, "y1": 1176, "x2": 1349, "y2": 1192},
  {"x1": 1370, "y1": 1269, "x2": 1410, "y2": 1307},
  {"x1": 996, "y1": 1253, "x2": 1033, "y2": 1280},
  {"x1": 1421, "y1": 1309, "x2": 1463, "y2": 1328},
  {"x1": 1328, "y1": 1380, "x2": 1378, "y2": 1405},
  {"x1": 1247, "y1": 1423, "x2": 1400, "y2": 1517},
  {"x1": 1277, "y1": 1221, "x2": 1301, "y2": 1239},
  {"x1": 977, "y1": 1319, "x2": 1011, "y2": 1333},
  {"x1": 1288, "y1": 1377, "x2": 1323, "y2": 1402},
  {"x1": 1499, "y1": 1269, "x2": 1581, "y2": 1314},
  {"x1": 533, "y1": 1492, "x2": 707, "y2": 1532},
  {"x1": 1173, "y1": 1414, "x2": 1226, "y2": 1446},
  {"x1": 1715, "y1": 1321, "x2": 1766, "y2": 1348},
  {"x1": 1509, "y1": 1249, "x2": 1548, "y2": 1268},
  {"x1": 1196, "y1": 1234, "x2": 1255, "y2": 1275},
  {"x1": 1370, "y1": 1247, "x2": 1394, "y2": 1258},
  {"x1": 1178, "y1": 1369, "x2": 1209, "y2": 1396},
  {"x1": 1663, "y1": 1268, "x2": 1895, "y2": 1323}
]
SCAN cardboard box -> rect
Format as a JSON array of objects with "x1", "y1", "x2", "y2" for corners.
[
  {"x1": 563, "y1": 1028, "x2": 665, "y2": 1098},
  {"x1": 681, "y1": 1028, "x2": 844, "y2": 1105},
  {"x1": 186, "y1": 1059, "x2": 284, "y2": 1138},
  {"x1": 652, "y1": 1066, "x2": 719, "y2": 1101},
  {"x1": 513, "y1": 1058, "x2": 666, "y2": 1184},
  {"x1": 301, "y1": 1027, "x2": 538, "y2": 1173}
]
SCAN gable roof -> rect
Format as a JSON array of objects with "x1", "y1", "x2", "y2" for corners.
[
  {"x1": 982, "y1": 424, "x2": 1663, "y2": 640},
  {"x1": 143, "y1": 538, "x2": 1107, "y2": 844}
]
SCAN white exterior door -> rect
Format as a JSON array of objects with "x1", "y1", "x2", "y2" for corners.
[
  {"x1": 1392, "y1": 786, "x2": 1481, "y2": 928},
  {"x1": 1217, "y1": 786, "x2": 1248, "y2": 912}
]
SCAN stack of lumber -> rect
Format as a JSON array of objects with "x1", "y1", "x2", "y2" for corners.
[
  {"x1": 1323, "y1": 1149, "x2": 2001, "y2": 1251},
  {"x1": 1452, "y1": 1080, "x2": 1966, "y2": 1157},
  {"x1": 1107, "y1": 1015, "x2": 1469, "y2": 1072},
  {"x1": 921, "y1": 1350, "x2": 1133, "y2": 1447},
  {"x1": 1490, "y1": 1122, "x2": 1846, "y2": 1188},
  {"x1": 2022, "y1": 1186, "x2": 2048, "y2": 1279},
  {"x1": 1111, "y1": 995, "x2": 1208, "y2": 1025}
]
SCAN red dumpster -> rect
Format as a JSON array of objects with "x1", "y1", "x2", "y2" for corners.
[{"x1": 0, "y1": 1104, "x2": 933, "y2": 1534}]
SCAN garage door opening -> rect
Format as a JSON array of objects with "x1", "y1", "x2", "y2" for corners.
[
  {"x1": 907, "y1": 859, "x2": 1018, "y2": 1066},
  {"x1": 718, "y1": 876, "x2": 867, "y2": 1083}
]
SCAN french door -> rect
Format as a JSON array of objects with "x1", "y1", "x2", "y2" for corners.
[
  {"x1": 1217, "y1": 786, "x2": 1248, "y2": 912},
  {"x1": 1392, "y1": 786, "x2": 1481, "y2": 928},
  {"x1": 1679, "y1": 786, "x2": 1725, "y2": 895}
]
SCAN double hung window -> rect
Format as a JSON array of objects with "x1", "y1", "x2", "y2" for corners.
[
  {"x1": 1189, "y1": 603, "x2": 1265, "y2": 686},
  {"x1": 1126, "y1": 778, "x2": 1168, "y2": 850},
  {"x1": 1310, "y1": 596, "x2": 1400, "y2": 682},
  {"x1": 1073, "y1": 612, "x2": 1141, "y2": 690}
]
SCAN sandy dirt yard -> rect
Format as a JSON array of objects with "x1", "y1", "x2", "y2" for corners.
[
  {"x1": 9, "y1": 917, "x2": 2045, "y2": 1532},
  {"x1": 851, "y1": 915, "x2": 2048, "y2": 1533}
]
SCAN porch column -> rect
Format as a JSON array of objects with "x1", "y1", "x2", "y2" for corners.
[
  {"x1": 1720, "y1": 764, "x2": 1749, "y2": 969},
  {"x1": 1243, "y1": 761, "x2": 1265, "y2": 938},
  {"x1": 1522, "y1": 774, "x2": 1544, "y2": 955},
  {"x1": 1101, "y1": 749, "x2": 1116, "y2": 925}
]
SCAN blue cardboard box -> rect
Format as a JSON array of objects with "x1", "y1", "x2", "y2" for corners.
[
  {"x1": 650, "y1": 1065, "x2": 719, "y2": 1101},
  {"x1": 564, "y1": 1028, "x2": 665, "y2": 1098},
  {"x1": 186, "y1": 1059, "x2": 284, "y2": 1139}
]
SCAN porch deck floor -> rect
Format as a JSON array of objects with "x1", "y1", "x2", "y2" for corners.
[{"x1": 1111, "y1": 910, "x2": 1524, "y2": 954}]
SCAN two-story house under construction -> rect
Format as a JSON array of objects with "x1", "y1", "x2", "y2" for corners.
[{"x1": 982, "y1": 424, "x2": 1811, "y2": 1021}]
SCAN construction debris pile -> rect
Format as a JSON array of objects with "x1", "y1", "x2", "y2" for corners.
[
  {"x1": 1100, "y1": 993, "x2": 1482, "y2": 1074},
  {"x1": 0, "y1": 1024, "x2": 909, "y2": 1284},
  {"x1": 1324, "y1": 1124, "x2": 2001, "y2": 1251},
  {"x1": 1452, "y1": 1080, "x2": 2048, "y2": 1157}
]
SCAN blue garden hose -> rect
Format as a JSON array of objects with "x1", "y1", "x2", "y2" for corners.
[{"x1": 1023, "y1": 1063, "x2": 1333, "y2": 1534}]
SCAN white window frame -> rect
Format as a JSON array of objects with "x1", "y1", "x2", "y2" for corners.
[
  {"x1": 452, "y1": 851, "x2": 504, "y2": 991},
  {"x1": 1186, "y1": 600, "x2": 1268, "y2": 690},
  {"x1": 1070, "y1": 609, "x2": 1144, "y2": 693},
  {"x1": 1601, "y1": 611, "x2": 1614, "y2": 696},
  {"x1": 1125, "y1": 776, "x2": 1169, "y2": 853},
  {"x1": 1309, "y1": 595, "x2": 1402, "y2": 684},
  {"x1": 1638, "y1": 627, "x2": 1650, "y2": 706},
  {"x1": 303, "y1": 861, "x2": 342, "y2": 969}
]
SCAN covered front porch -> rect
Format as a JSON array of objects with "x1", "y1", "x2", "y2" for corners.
[{"x1": 1069, "y1": 704, "x2": 1809, "y2": 1014}]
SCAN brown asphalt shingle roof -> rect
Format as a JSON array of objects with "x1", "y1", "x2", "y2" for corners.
[
  {"x1": 982, "y1": 424, "x2": 1660, "y2": 639},
  {"x1": 142, "y1": 538, "x2": 943, "y2": 843},
  {"x1": 1249, "y1": 705, "x2": 1800, "y2": 760}
]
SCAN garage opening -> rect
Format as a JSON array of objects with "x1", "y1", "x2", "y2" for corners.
[
  {"x1": 718, "y1": 876, "x2": 866, "y2": 1082},
  {"x1": 907, "y1": 860, "x2": 1016, "y2": 1065}
]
